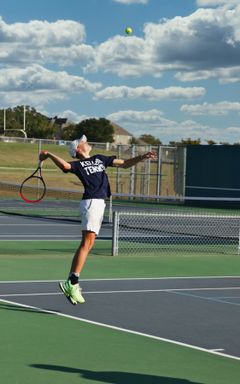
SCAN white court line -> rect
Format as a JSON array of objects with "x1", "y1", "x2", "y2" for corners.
[
  {"x1": 168, "y1": 288, "x2": 240, "y2": 307},
  {"x1": 1, "y1": 286, "x2": 240, "y2": 298},
  {"x1": 212, "y1": 296, "x2": 240, "y2": 299},
  {"x1": 0, "y1": 276, "x2": 239, "y2": 283},
  {"x1": 0, "y1": 297, "x2": 239, "y2": 362}
]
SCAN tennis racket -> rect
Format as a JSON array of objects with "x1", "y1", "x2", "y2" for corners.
[{"x1": 19, "y1": 160, "x2": 46, "y2": 203}]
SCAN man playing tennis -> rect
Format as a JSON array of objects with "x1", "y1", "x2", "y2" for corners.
[{"x1": 39, "y1": 135, "x2": 156, "y2": 305}]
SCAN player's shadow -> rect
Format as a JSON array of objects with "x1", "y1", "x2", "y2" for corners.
[
  {"x1": 0, "y1": 303, "x2": 47, "y2": 314},
  {"x1": 30, "y1": 364, "x2": 202, "y2": 384}
]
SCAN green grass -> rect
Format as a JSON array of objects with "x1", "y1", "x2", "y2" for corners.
[
  {"x1": 0, "y1": 141, "x2": 140, "y2": 192},
  {"x1": 0, "y1": 141, "x2": 116, "y2": 167}
]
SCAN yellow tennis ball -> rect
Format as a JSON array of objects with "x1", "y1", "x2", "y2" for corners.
[{"x1": 125, "y1": 27, "x2": 133, "y2": 35}]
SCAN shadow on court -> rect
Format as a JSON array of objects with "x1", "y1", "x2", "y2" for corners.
[
  {"x1": 0, "y1": 303, "x2": 50, "y2": 315},
  {"x1": 30, "y1": 364, "x2": 202, "y2": 384}
]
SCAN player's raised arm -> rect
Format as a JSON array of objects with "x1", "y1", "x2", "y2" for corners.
[
  {"x1": 39, "y1": 151, "x2": 71, "y2": 172},
  {"x1": 112, "y1": 151, "x2": 157, "y2": 169}
]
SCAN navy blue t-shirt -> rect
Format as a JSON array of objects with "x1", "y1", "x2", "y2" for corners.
[{"x1": 67, "y1": 154, "x2": 116, "y2": 199}]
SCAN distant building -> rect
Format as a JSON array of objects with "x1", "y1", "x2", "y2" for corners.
[
  {"x1": 111, "y1": 121, "x2": 133, "y2": 145},
  {"x1": 49, "y1": 116, "x2": 69, "y2": 129}
]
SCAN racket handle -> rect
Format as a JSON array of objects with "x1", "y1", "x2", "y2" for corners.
[{"x1": 38, "y1": 150, "x2": 49, "y2": 164}]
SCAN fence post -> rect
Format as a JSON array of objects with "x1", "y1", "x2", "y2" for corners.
[
  {"x1": 112, "y1": 211, "x2": 119, "y2": 256},
  {"x1": 108, "y1": 195, "x2": 113, "y2": 223},
  {"x1": 143, "y1": 145, "x2": 151, "y2": 196},
  {"x1": 129, "y1": 145, "x2": 136, "y2": 198},
  {"x1": 156, "y1": 145, "x2": 162, "y2": 196},
  {"x1": 116, "y1": 145, "x2": 121, "y2": 194},
  {"x1": 238, "y1": 224, "x2": 240, "y2": 255}
]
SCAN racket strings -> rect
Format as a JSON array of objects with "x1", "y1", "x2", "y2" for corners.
[{"x1": 20, "y1": 176, "x2": 46, "y2": 202}]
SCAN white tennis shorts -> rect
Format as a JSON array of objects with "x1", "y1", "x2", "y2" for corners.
[{"x1": 79, "y1": 199, "x2": 106, "y2": 235}]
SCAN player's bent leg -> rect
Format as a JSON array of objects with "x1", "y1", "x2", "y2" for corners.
[
  {"x1": 70, "y1": 230, "x2": 96, "y2": 275},
  {"x1": 59, "y1": 231, "x2": 96, "y2": 305}
]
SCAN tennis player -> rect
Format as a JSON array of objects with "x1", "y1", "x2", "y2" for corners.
[{"x1": 39, "y1": 135, "x2": 156, "y2": 305}]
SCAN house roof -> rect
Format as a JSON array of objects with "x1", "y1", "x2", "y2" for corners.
[
  {"x1": 54, "y1": 117, "x2": 67, "y2": 125},
  {"x1": 110, "y1": 121, "x2": 133, "y2": 137}
]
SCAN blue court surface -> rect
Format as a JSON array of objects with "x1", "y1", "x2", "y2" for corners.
[{"x1": 1, "y1": 277, "x2": 240, "y2": 361}]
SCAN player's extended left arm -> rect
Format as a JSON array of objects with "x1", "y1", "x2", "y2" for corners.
[{"x1": 112, "y1": 151, "x2": 157, "y2": 169}]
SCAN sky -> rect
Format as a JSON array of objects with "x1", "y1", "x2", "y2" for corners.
[{"x1": 0, "y1": 0, "x2": 240, "y2": 144}]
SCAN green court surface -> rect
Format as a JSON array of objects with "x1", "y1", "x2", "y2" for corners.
[
  {"x1": 1, "y1": 240, "x2": 240, "y2": 384},
  {"x1": 0, "y1": 240, "x2": 240, "y2": 280}
]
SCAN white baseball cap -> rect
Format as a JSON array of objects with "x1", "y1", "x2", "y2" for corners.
[{"x1": 69, "y1": 135, "x2": 87, "y2": 158}]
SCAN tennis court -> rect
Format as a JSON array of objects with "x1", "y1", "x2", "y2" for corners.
[
  {"x1": 1, "y1": 276, "x2": 240, "y2": 361},
  {"x1": 1, "y1": 210, "x2": 240, "y2": 383}
]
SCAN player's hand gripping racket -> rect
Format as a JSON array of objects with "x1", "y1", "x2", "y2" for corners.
[{"x1": 19, "y1": 159, "x2": 46, "y2": 203}]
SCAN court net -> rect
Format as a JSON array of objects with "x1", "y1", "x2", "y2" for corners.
[{"x1": 112, "y1": 210, "x2": 240, "y2": 256}]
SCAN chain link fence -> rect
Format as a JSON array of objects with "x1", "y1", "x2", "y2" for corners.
[
  {"x1": 107, "y1": 144, "x2": 186, "y2": 198},
  {"x1": 0, "y1": 136, "x2": 186, "y2": 199}
]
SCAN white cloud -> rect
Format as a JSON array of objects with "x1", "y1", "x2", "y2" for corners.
[
  {"x1": 0, "y1": 17, "x2": 94, "y2": 66},
  {"x1": 196, "y1": 0, "x2": 239, "y2": 7},
  {"x1": 107, "y1": 109, "x2": 211, "y2": 142},
  {"x1": 0, "y1": 64, "x2": 101, "y2": 106},
  {"x1": 61, "y1": 110, "x2": 90, "y2": 123},
  {"x1": 113, "y1": 0, "x2": 148, "y2": 4},
  {"x1": 107, "y1": 109, "x2": 240, "y2": 143},
  {"x1": 85, "y1": 35, "x2": 154, "y2": 77},
  {"x1": 1, "y1": 5, "x2": 240, "y2": 82},
  {"x1": 86, "y1": 4, "x2": 240, "y2": 80},
  {"x1": 95, "y1": 85, "x2": 205, "y2": 100},
  {"x1": 226, "y1": 127, "x2": 240, "y2": 134},
  {"x1": 175, "y1": 66, "x2": 240, "y2": 83},
  {"x1": 0, "y1": 17, "x2": 86, "y2": 45},
  {"x1": 107, "y1": 109, "x2": 166, "y2": 124},
  {"x1": 181, "y1": 101, "x2": 240, "y2": 116},
  {"x1": 142, "y1": 6, "x2": 240, "y2": 69}
]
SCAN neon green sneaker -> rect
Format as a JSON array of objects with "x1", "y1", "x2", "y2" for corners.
[{"x1": 59, "y1": 280, "x2": 85, "y2": 305}]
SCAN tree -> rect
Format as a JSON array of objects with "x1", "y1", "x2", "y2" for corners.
[
  {"x1": 207, "y1": 140, "x2": 217, "y2": 145},
  {"x1": 61, "y1": 124, "x2": 78, "y2": 140},
  {"x1": 25, "y1": 106, "x2": 57, "y2": 139},
  {"x1": 139, "y1": 134, "x2": 162, "y2": 145},
  {"x1": 169, "y1": 138, "x2": 201, "y2": 146},
  {"x1": 0, "y1": 105, "x2": 58, "y2": 139},
  {"x1": 62, "y1": 118, "x2": 114, "y2": 142}
]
